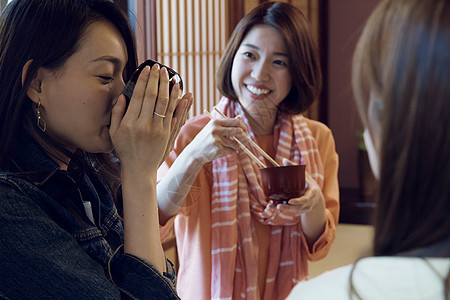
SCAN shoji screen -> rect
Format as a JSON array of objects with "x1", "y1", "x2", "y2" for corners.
[{"x1": 155, "y1": 0, "x2": 228, "y2": 118}]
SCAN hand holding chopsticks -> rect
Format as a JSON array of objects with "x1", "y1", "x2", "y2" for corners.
[
  {"x1": 212, "y1": 107, "x2": 280, "y2": 167},
  {"x1": 204, "y1": 107, "x2": 280, "y2": 168},
  {"x1": 204, "y1": 110, "x2": 267, "y2": 168}
]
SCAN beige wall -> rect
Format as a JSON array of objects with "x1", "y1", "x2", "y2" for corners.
[{"x1": 309, "y1": 224, "x2": 374, "y2": 277}]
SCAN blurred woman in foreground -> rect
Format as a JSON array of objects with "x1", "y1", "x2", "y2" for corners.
[{"x1": 287, "y1": 0, "x2": 450, "y2": 299}]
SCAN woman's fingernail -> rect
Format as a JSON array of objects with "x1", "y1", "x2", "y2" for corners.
[{"x1": 161, "y1": 67, "x2": 168, "y2": 77}]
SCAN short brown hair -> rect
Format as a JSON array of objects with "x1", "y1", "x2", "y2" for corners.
[{"x1": 216, "y1": 2, "x2": 322, "y2": 114}]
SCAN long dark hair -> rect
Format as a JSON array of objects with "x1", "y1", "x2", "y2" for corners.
[
  {"x1": 0, "y1": 0, "x2": 138, "y2": 189},
  {"x1": 216, "y1": 1, "x2": 322, "y2": 114},
  {"x1": 352, "y1": 0, "x2": 450, "y2": 298}
]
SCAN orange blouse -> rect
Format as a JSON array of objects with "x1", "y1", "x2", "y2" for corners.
[{"x1": 159, "y1": 115, "x2": 339, "y2": 300}]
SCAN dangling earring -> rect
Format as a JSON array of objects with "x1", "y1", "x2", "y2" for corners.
[{"x1": 36, "y1": 100, "x2": 47, "y2": 132}]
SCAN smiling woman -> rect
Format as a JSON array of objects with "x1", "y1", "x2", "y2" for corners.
[
  {"x1": 156, "y1": 2, "x2": 339, "y2": 300},
  {"x1": 0, "y1": 0, "x2": 192, "y2": 299},
  {"x1": 230, "y1": 24, "x2": 293, "y2": 136}
]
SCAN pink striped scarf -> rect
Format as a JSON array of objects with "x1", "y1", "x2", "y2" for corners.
[{"x1": 210, "y1": 98, "x2": 324, "y2": 300}]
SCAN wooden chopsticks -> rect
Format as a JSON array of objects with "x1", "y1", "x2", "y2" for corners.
[
  {"x1": 212, "y1": 107, "x2": 280, "y2": 167},
  {"x1": 204, "y1": 107, "x2": 280, "y2": 168},
  {"x1": 204, "y1": 110, "x2": 267, "y2": 168}
]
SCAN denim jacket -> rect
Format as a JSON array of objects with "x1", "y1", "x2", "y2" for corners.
[{"x1": 0, "y1": 133, "x2": 179, "y2": 300}]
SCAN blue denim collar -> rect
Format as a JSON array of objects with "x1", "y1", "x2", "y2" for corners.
[
  {"x1": 7, "y1": 133, "x2": 60, "y2": 183},
  {"x1": 7, "y1": 132, "x2": 87, "y2": 188}
]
